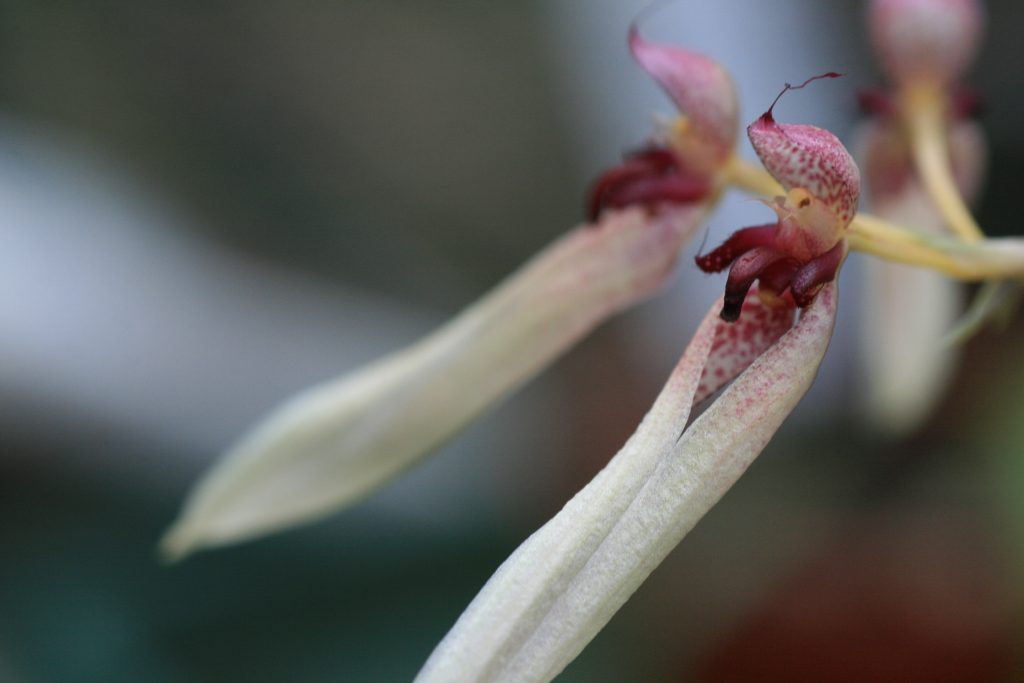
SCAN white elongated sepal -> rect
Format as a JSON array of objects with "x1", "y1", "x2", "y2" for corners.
[
  {"x1": 860, "y1": 189, "x2": 961, "y2": 433},
  {"x1": 856, "y1": 115, "x2": 987, "y2": 433},
  {"x1": 160, "y1": 206, "x2": 707, "y2": 560},
  {"x1": 415, "y1": 284, "x2": 837, "y2": 683}
]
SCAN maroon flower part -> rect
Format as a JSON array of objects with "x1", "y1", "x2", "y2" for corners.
[
  {"x1": 697, "y1": 76, "x2": 859, "y2": 322},
  {"x1": 587, "y1": 26, "x2": 738, "y2": 222},
  {"x1": 587, "y1": 147, "x2": 712, "y2": 222},
  {"x1": 858, "y1": 85, "x2": 983, "y2": 121}
]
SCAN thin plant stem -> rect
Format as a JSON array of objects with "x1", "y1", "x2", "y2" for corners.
[
  {"x1": 848, "y1": 214, "x2": 1024, "y2": 281},
  {"x1": 902, "y1": 84, "x2": 985, "y2": 243}
]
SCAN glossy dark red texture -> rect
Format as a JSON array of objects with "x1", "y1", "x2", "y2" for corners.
[
  {"x1": 697, "y1": 223, "x2": 844, "y2": 322},
  {"x1": 586, "y1": 146, "x2": 712, "y2": 222}
]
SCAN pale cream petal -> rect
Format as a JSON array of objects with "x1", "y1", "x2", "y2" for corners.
[
  {"x1": 860, "y1": 262, "x2": 960, "y2": 432},
  {"x1": 415, "y1": 284, "x2": 837, "y2": 683},
  {"x1": 859, "y1": 188, "x2": 961, "y2": 434},
  {"x1": 159, "y1": 205, "x2": 707, "y2": 560}
]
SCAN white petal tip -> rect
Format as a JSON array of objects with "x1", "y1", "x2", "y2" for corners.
[{"x1": 157, "y1": 522, "x2": 200, "y2": 564}]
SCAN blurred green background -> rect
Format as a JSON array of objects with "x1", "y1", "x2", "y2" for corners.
[{"x1": 1, "y1": 1, "x2": 1023, "y2": 681}]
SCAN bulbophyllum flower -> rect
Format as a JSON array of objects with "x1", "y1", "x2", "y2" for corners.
[
  {"x1": 865, "y1": 0, "x2": 985, "y2": 243},
  {"x1": 858, "y1": 0, "x2": 989, "y2": 432},
  {"x1": 152, "y1": 8, "x2": 1024, "y2": 680},
  {"x1": 416, "y1": 92, "x2": 855, "y2": 682},
  {"x1": 858, "y1": 97, "x2": 986, "y2": 432},
  {"x1": 695, "y1": 76, "x2": 858, "y2": 321},
  {"x1": 412, "y1": 55, "x2": 1024, "y2": 673},
  {"x1": 159, "y1": 28, "x2": 740, "y2": 561},
  {"x1": 415, "y1": 286, "x2": 838, "y2": 683}
]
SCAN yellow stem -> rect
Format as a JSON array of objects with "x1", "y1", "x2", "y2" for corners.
[
  {"x1": 902, "y1": 84, "x2": 985, "y2": 243},
  {"x1": 723, "y1": 156, "x2": 783, "y2": 197},
  {"x1": 849, "y1": 214, "x2": 1024, "y2": 281}
]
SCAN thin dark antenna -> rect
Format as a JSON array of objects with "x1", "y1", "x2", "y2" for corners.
[
  {"x1": 694, "y1": 225, "x2": 712, "y2": 263},
  {"x1": 765, "y1": 72, "x2": 844, "y2": 121}
]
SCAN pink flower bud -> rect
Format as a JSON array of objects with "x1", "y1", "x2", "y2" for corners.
[{"x1": 869, "y1": 0, "x2": 984, "y2": 87}]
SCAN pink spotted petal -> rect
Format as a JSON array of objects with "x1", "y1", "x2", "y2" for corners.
[
  {"x1": 869, "y1": 0, "x2": 984, "y2": 87},
  {"x1": 629, "y1": 26, "x2": 739, "y2": 162},
  {"x1": 748, "y1": 112, "x2": 861, "y2": 226},
  {"x1": 694, "y1": 290, "x2": 796, "y2": 404}
]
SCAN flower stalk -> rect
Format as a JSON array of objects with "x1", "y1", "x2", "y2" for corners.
[
  {"x1": 901, "y1": 83, "x2": 984, "y2": 242},
  {"x1": 847, "y1": 215, "x2": 1024, "y2": 281}
]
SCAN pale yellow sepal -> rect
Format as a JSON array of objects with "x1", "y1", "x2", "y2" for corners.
[{"x1": 159, "y1": 205, "x2": 707, "y2": 561}]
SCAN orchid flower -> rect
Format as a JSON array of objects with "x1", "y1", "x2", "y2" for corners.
[
  {"x1": 867, "y1": 0, "x2": 985, "y2": 246},
  {"x1": 159, "y1": 28, "x2": 741, "y2": 561},
  {"x1": 415, "y1": 79, "x2": 859, "y2": 681},
  {"x1": 152, "y1": 6, "x2": 1024, "y2": 679},
  {"x1": 417, "y1": 23, "x2": 1024, "y2": 674},
  {"x1": 858, "y1": 0, "x2": 990, "y2": 432},
  {"x1": 159, "y1": 7, "x2": 1024, "y2": 564}
]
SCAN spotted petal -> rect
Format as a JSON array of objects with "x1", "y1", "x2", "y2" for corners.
[
  {"x1": 629, "y1": 27, "x2": 739, "y2": 164},
  {"x1": 748, "y1": 113, "x2": 861, "y2": 227},
  {"x1": 416, "y1": 285, "x2": 838, "y2": 683}
]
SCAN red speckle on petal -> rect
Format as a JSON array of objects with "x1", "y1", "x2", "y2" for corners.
[
  {"x1": 747, "y1": 75, "x2": 861, "y2": 226},
  {"x1": 748, "y1": 121, "x2": 860, "y2": 225},
  {"x1": 693, "y1": 289, "x2": 796, "y2": 404}
]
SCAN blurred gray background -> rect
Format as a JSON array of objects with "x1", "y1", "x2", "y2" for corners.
[{"x1": 1, "y1": 1, "x2": 1023, "y2": 681}]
